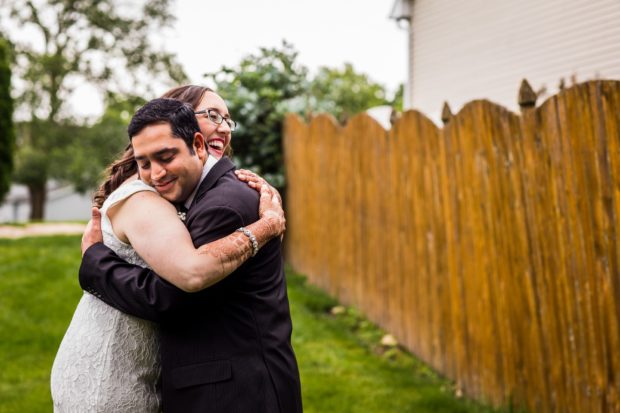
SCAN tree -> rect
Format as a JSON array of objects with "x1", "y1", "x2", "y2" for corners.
[
  {"x1": 13, "y1": 120, "x2": 79, "y2": 218},
  {"x1": 206, "y1": 43, "x2": 402, "y2": 190},
  {"x1": 0, "y1": 36, "x2": 14, "y2": 203},
  {"x1": 12, "y1": 94, "x2": 143, "y2": 218},
  {"x1": 391, "y1": 83, "x2": 404, "y2": 113},
  {"x1": 206, "y1": 41, "x2": 308, "y2": 189},
  {"x1": 53, "y1": 94, "x2": 146, "y2": 193},
  {"x1": 307, "y1": 63, "x2": 390, "y2": 124},
  {"x1": 2, "y1": 0, "x2": 187, "y2": 219}
]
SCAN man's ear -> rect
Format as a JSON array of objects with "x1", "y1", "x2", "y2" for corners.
[{"x1": 193, "y1": 132, "x2": 207, "y2": 161}]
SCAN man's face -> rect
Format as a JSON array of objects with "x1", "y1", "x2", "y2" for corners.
[
  {"x1": 195, "y1": 91, "x2": 232, "y2": 159},
  {"x1": 132, "y1": 123, "x2": 206, "y2": 203}
]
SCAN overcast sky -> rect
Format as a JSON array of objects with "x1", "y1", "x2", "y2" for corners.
[{"x1": 174, "y1": 0, "x2": 406, "y2": 87}]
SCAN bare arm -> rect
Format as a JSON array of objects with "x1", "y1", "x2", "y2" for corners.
[{"x1": 106, "y1": 185, "x2": 283, "y2": 293}]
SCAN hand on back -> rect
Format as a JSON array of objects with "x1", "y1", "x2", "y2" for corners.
[
  {"x1": 81, "y1": 207, "x2": 103, "y2": 256},
  {"x1": 258, "y1": 185, "x2": 285, "y2": 237},
  {"x1": 236, "y1": 169, "x2": 285, "y2": 237}
]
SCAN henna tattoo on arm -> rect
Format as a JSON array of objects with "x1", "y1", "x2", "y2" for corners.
[
  {"x1": 190, "y1": 185, "x2": 284, "y2": 290},
  {"x1": 197, "y1": 231, "x2": 254, "y2": 277},
  {"x1": 195, "y1": 217, "x2": 280, "y2": 284}
]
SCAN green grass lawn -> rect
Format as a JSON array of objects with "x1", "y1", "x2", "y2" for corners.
[
  {"x1": 0, "y1": 236, "x2": 83, "y2": 413},
  {"x1": 0, "y1": 235, "x2": 505, "y2": 413}
]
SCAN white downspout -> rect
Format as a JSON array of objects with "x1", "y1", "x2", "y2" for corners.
[{"x1": 390, "y1": 0, "x2": 414, "y2": 109}]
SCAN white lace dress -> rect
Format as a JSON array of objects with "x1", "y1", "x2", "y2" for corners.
[{"x1": 51, "y1": 180, "x2": 161, "y2": 412}]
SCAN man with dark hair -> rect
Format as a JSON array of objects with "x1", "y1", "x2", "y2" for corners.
[
  {"x1": 79, "y1": 96, "x2": 302, "y2": 413},
  {"x1": 127, "y1": 98, "x2": 201, "y2": 152}
]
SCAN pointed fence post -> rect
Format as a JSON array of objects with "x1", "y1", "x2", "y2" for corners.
[
  {"x1": 390, "y1": 108, "x2": 401, "y2": 126},
  {"x1": 518, "y1": 79, "x2": 537, "y2": 111},
  {"x1": 441, "y1": 102, "x2": 453, "y2": 125}
]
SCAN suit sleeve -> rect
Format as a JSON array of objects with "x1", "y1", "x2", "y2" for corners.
[{"x1": 79, "y1": 205, "x2": 246, "y2": 322}]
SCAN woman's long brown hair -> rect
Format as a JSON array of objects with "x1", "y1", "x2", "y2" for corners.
[
  {"x1": 92, "y1": 144, "x2": 137, "y2": 208},
  {"x1": 93, "y1": 85, "x2": 233, "y2": 207}
]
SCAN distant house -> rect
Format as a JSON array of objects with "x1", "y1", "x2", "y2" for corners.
[
  {"x1": 390, "y1": 0, "x2": 620, "y2": 121},
  {"x1": 0, "y1": 182, "x2": 92, "y2": 223}
]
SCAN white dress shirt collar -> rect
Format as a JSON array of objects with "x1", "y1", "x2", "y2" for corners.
[{"x1": 184, "y1": 155, "x2": 218, "y2": 210}]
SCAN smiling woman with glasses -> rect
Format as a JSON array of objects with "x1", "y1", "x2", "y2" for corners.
[
  {"x1": 162, "y1": 85, "x2": 234, "y2": 158},
  {"x1": 194, "y1": 108, "x2": 237, "y2": 132}
]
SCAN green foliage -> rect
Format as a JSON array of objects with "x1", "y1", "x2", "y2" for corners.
[
  {"x1": 13, "y1": 119, "x2": 80, "y2": 185},
  {"x1": 27, "y1": 95, "x2": 140, "y2": 192},
  {"x1": 13, "y1": 138, "x2": 48, "y2": 188},
  {"x1": 1, "y1": 0, "x2": 186, "y2": 218},
  {"x1": 0, "y1": 236, "x2": 512, "y2": 413},
  {"x1": 206, "y1": 43, "x2": 399, "y2": 188},
  {"x1": 53, "y1": 94, "x2": 145, "y2": 192},
  {"x1": 12, "y1": 94, "x2": 142, "y2": 204},
  {"x1": 392, "y1": 83, "x2": 405, "y2": 112},
  {"x1": 307, "y1": 63, "x2": 390, "y2": 123},
  {"x1": 206, "y1": 41, "x2": 308, "y2": 189},
  {"x1": 0, "y1": 36, "x2": 15, "y2": 203}
]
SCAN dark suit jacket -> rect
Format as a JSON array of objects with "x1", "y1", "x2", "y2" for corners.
[{"x1": 79, "y1": 157, "x2": 302, "y2": 413}]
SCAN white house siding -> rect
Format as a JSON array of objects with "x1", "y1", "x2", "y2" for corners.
[
  {"x1": 0, "y1": 185, "x2": 29, "y2": 222},
  {"x1": 44, "y1": 185, "x2": 93, "y2": 222},
  {"x1": 0, "y1": 183, "x2": 92, "y2": 223},
  {"x1": 405, "y1": 0, "x2": 620, "y2": 121}
]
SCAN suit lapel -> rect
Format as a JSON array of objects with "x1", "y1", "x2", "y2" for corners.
[{"x1": 190, "y1": 157, "x2": 235, "y2": 209}]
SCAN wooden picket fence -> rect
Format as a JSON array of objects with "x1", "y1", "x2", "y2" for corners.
[{"x1": 283, "y1": 80, "x2": 620, "y2": 413}]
